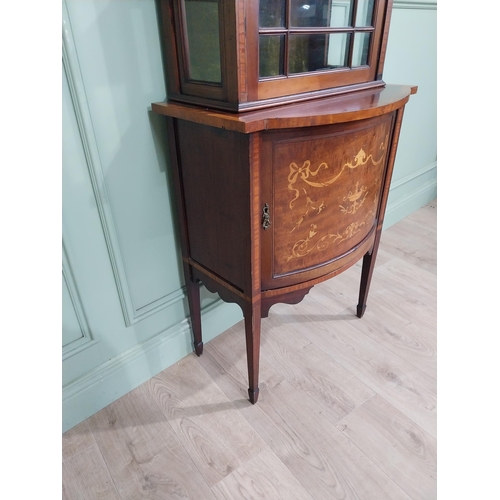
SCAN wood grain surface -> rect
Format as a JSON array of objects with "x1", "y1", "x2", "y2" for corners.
[
  {"x1": 337, "y1": 395, "x2": 437, "y2": 500},
  {"x1": 152, "y1": 85, "x2": 413, "y2": 133},
  {"x1": 238, "y1": 382, "x2": 412, "y2": 500},
  {"x1": 211, "y1": 447, "x2": 315, "y2": 500},
  {"x1": 62, "y1": 444, "x2": 120, "y2": 500},
  {"x1": 148, "y1": 355, "x2": 266, "y2": 487},
  {"x1": 62, "y1": 201, "x2": 436, "y2": 500},
  {"x1": 62, "y1": 420, "x2": 95, "y2": 462},
  {"x1": 90, "y1": 384, "x2": 215, "y2": 499}
]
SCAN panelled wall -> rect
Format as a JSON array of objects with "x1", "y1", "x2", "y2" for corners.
[
  {"x1": 382, "y1": 1, "x2": 437, "y2": 226},
  {"x1": 62, "y1": 0, "x2": 437, "y2": 432}
]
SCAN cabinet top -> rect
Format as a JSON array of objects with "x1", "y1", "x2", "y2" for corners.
[{"x1": 152, "y1": 84, "x2": 417, "y2": 133}]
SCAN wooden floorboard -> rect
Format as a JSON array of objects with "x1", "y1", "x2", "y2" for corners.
[
  {"x1": 62, "y1": 444, "x2": 120, "y2": 500},
  {"x1": 62, "y1": 420, "x2": 96, "y2": 462},
  {"x1": 89, "y1": 384, "x2": 216, "y2": 499},
  {"x1": 267, "y1": 303, "x2": 437, "y2": 438},
  {"x1": 337, "y1": 394, "x2": 437, "y2": 500},
  {"x1": 62, "y1": 201, "x2": 437, "y2": 499},
  {"x1": 211, "y1": 446, "x2": 315, "y2": 500},
  {"x1": 234, "y1": 382, "x2": 413, "y2": 500},
  {"x1": 148, "y1": 355, "x2": 267, "y2": 487}
]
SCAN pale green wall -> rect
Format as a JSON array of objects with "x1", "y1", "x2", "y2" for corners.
[
  {"x1": 62, "y1": 0, "x2": 242, "y2": 433},
  {"x1": 62, "y1": 0, "x2": 437, "y2": 432},
  {"x1": 383, "y1": 0, "x2": 437, "y2": 226}
]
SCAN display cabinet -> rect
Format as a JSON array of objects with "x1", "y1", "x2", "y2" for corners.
[
  {"x1": 152, "y1": 0, "x2": 416, "y2": 403},
  {"x1": 157, "y1": 0, "x2": 394, "y2": 111}
]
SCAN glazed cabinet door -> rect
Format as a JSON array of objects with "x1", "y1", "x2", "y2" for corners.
[{"x1": 260, "y1": 114, "x2": 395, "y2": 290}]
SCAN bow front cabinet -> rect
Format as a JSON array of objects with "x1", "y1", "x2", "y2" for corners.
[{"x1": 152, "y1": 0, "x2": 416, "y2": 402}]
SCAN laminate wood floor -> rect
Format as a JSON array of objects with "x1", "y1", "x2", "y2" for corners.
[{"x1": 63, "y1": 201, "x2": 437, "y2": 500}]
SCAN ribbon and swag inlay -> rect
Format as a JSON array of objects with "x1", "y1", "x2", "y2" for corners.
[{"x1": 285, "y1": 140, "x2": 387, "y2": 262}]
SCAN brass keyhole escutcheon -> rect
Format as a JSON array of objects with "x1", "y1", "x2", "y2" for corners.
[{"x1": 262, "y1": 203, "x2": 271, "y2": 230}]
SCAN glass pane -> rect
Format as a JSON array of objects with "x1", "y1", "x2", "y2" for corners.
[
  {"x1": 355, "y1": 0, "x2": 375, "y2": 26},
  {"x1": 259, "y1": 0, "x2": 286, "y2": 28},
  {"x1": 352, "y1": 32, "x2": 371, "y2": 66},
  {"x1": 184, "y1": 0, "x2": 221, "y2": 83},
  {"x1": 290, "y1": 0, "x2": 353, "y2": 28},
  {"x1": 259, "y1": 35, "x2": 285, "y2": 77},
  {"x1": 289, "y1": 33, "x2": 350, "y2": 73}
]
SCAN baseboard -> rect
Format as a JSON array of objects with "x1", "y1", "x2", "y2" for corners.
[
  {"x1": 383, "y1": 169, "x2": 437, "y2": 230},
  {"x1": 62, "y1": 299, "x2": 243, "y2": 433}
]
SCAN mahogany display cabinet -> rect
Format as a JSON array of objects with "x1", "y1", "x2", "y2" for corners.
[
  {"x1": 153, "y1": 0, "x2": 416, "y2": 403},
  {"x1": 157, "y1": 0, "x2": 395, "y2": 111}
]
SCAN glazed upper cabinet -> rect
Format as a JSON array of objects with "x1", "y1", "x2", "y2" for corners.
[{"x1": 158, "y1": 0, "x2": 393, "y2": 110}]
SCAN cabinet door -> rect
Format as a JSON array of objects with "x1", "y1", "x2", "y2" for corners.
[{"x1": 261, "y1": 114, "x2": 395, "y2": 289}]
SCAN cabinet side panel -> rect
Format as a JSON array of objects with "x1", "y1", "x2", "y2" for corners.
[{"x1": 176, "y1": 120, "x2": 251, "y2": 293}]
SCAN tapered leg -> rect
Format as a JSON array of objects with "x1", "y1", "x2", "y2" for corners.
[
  {"x1": 243, "y1": 302, "x2": 261, "y2": 404},
  {"x1": 184, "y1": 265, "x2": 203, "y2": 356},
  {"x1": 357, "y1": 233, "x2": 381, "y2": 318},
  {"x1": 357, "y1": 107, "x2": 406, "y2": 317}
]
